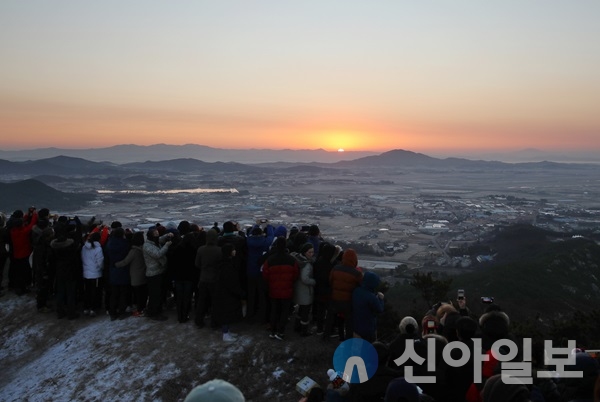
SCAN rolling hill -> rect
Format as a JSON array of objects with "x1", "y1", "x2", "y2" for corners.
[
  {"x1": 388, "y1": 224, "x2": 600, "y2": 333},
  {"x1": 0, "y1": 179, "x2": 95, "y2": 212}
]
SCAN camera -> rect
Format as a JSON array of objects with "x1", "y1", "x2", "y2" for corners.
[
  {"x1": 481, "y1": 296, "x2": 494, "y2": 304},
  {"x1": 426, "y1": 320, "x2": 436, "y2": 334},
  {"x1": 457, "y1": 289, "x2": 465, "y2": 300}
]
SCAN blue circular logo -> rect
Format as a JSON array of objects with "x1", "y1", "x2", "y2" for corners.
[{"x1": 332, "y1": 338, "x2": 378, "y2": 384}]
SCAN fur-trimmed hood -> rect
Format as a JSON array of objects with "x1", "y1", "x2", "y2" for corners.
[{"x1": 51, "y1": 237, "x2": 75, "y2": 250}]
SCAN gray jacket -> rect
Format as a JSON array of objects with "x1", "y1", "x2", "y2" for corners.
[
  {"x1": 292, "y1": 253, "x2": 316, "y2": 306},
  {"x1": 143, "y1": 235, "x2": 171, "y2": 277},
  {"x1": 116, "y1": 245, "x2": 146, "y2": 286}
]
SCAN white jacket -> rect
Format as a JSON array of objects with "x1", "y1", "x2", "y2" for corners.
[{"x1": 81, "y1": 241, "x2": 104, "y2": 279}]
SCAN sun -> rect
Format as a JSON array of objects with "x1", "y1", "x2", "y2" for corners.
[{"x1": 337, "y1": 148, "x2": 345, "y2": 153}]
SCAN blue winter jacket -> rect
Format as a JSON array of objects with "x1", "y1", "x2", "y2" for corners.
[
  {"x1": 107, "y1": 236, "x2": 131, "y2": 286},
  {"x1": 246, "y1": 225, "x2": 275, "y2": 278},
  {"x1": 352, "y1": 271, "x2": 384, "y2": 339}
]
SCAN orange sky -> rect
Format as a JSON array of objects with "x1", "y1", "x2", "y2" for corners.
[{"x1": 1, "y1": 2, "x2": 599, "y2": 154}]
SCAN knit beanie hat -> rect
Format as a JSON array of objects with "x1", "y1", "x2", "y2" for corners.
[
  {"x1": 399, "y1": 316, "x2": 418, "y2": 336},
  {"x1": 481, "y1": 374, "x2": 529, "y2": 402},
  {"x1": 184, "y1": 379, "x2": 245, "y2": 402},
  {"x1": 342, "y1": 249, "x2": 358, "y2": 268},
  {"x1": 273, "y1": 225, "x2": 287, "y2": 238}
]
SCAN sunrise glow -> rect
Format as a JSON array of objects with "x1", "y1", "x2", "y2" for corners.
[{"x1": 0, "y1": 2, "x2": 598, "y2": 154}]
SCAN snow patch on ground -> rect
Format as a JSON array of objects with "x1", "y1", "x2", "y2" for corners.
[{"x1": 2, "y1": 319, "x2": 182, "y2": 402}]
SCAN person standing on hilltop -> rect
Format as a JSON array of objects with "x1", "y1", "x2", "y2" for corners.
[
  {"x1": 143, "y1": 227, "x2": 173, "y2": 321},
  {"x1": 323, "y1": 248, "x2": 363, "y2": 341},
  {"x1": 49, "y1": 219, "x2": 82, "y2": 320},
  {"x1": 31, "y1": 208, "x2": 55, "y2": 312},
  {"x1": 306, "y1": 225, "x2": 323, "y2": 259},
  {"x1": 81, "y1": 231, "x2": 104, "y2": 317},
  {"x1": 7, "y1": 207, "x2": 38, "y2": 295},
  {"x1": 171, "y1": 220, "x2": 201, "y2": 323},
  {"x1": 106, "y1": 227, "x2": 131, "y2": 320},
  {"x1": 352, "y1": 271, "x2": 384, "y2": 342},
  {"x1": 0, "y1": 213, "x2": 9, "y2": 297},
  {"x1": 245, "y1": 222, "x2": 274, "y2": 323},
  {"x1": 312, "y1": 242, "x2": 342, "y2": 335},
  {"x1": 213, "y1": 243, "x2": 243, "y2": 342},
  {"x1": 218, "y1": 221, "x2": 248, "y2": 313},
  {"x1": 194, "y1": 228, "x2": 222, "y2": 328},
  {"x1": 291, "y1": 242, "x2": 316, "y2": 336},
  {"x1": 115, "y1": 231, "x2": 147, "y2": 317},
  {"x1": 262, "y1": 236, "x2": 299, "y2": 341}
]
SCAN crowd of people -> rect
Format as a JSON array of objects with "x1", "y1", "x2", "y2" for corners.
[
  {"x1": 0, "y1": 206, "x2": 384, "y2": 344},
  {"x1": 1, "y1": 206, "x2": 599, "y2": 401}
]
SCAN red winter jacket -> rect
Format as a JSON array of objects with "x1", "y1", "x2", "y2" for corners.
[
  {"x1": 10, "y1": 213, "x2": 38, "y2": 259},
  {"x1": 465, "y1": 348, "x2": 499, "y2": 402},
  {"x1": 262, "y1": 252, "x2": 299, "y2": 299}
]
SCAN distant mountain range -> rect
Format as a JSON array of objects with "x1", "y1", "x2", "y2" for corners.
[
  {"x1": 0, "y1": 144, "x2": 378, "y2": 164},
  {"x1": 1, "y1": 144, "x2": 599, "y2": 164},
  {"x1": 1, "y1": 150, "x2": 599, "y2": 179}
]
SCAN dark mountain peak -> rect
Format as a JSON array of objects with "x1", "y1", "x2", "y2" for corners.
[
  {"x1": 0, "y1": 156, "x2": 120, "y2": 175},
  {"x1": 0, "y1": 179, "x2": 94, "y2": 211},
  {"x1": 35, "y1": 155, "x2": 104, "y2": 167},
  {"x1": 334, "y1": 148, "x2": 439, "y2": 167}
]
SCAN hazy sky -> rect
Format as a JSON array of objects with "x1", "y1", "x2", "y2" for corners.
[{"x1": 1, "y1": 1, "x2": 599, "y2": 153}]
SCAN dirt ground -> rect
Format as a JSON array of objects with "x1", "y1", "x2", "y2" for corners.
[{"x1": 0, "y1": 291, "x2": 335, "y2": 402}]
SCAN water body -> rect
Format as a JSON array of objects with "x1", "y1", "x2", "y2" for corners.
[{"x1": 97, "y1": 188, "x2": 238, "y2": 194}]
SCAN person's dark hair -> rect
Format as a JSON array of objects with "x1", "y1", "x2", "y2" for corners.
[
  {"x1": 274, "y1": 236, "x2": 287, "y2": 251},
  {"x1": 292, "y1": 232, "x2": 308, "y2": 252},
  {"x1": 38, "y1": 208, "x2": 50, "y2": 220},
  {"x1": 308, "y1": 224, "x2": 320, "y2": 236},
  {"x1": 300, "y1": 242, "x2": 314, "y2": 255},
  {"x1": 195, "y1": 230, "x2": 207, "y2": 247},
  {"x1": 177, "y1": 220, "x2": 191, "y2": 235},
  {"x1": 88, "y1": 231, "x2": 101, "y2": 247},
  {"x1": 146, "y1": 228, "x2": 157, "y2": 238},
  {"x1": 222, "y1": 221, "x2": 235, "y2": 233},
  {"x1": 131, "y1": 231, "x2": 144, "y2": 247}
]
